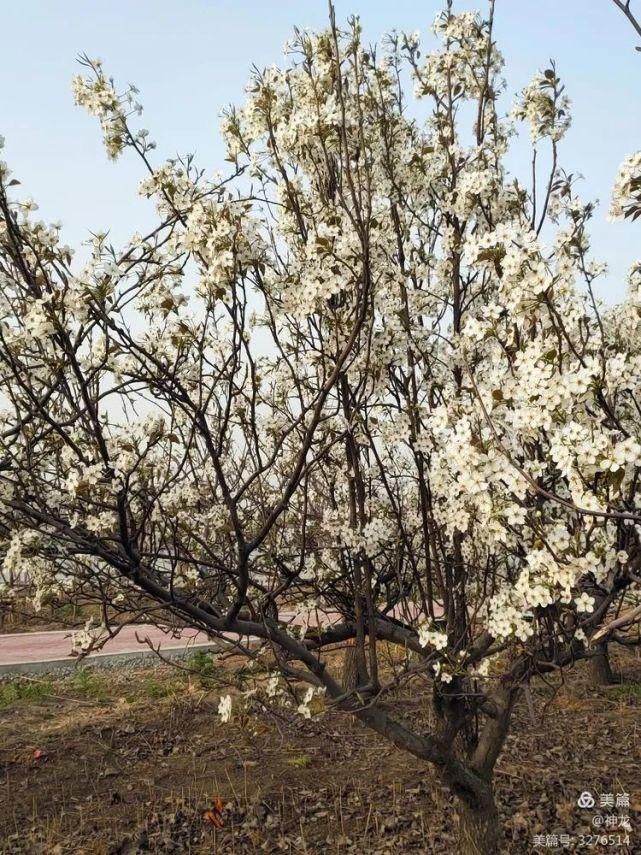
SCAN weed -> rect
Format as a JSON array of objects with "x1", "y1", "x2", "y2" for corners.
[
  {"x1": 20, "y1": 680, "x2": 55, "y2": 702},
  {"x1": 0, "y1": 679, "x2": 54, "y2": 707},
  {"x1": 606, "y1": 682, "x2": 641, "y2": 700},
  {"x1": 186, "y1": 649, "x2": 219, "y2": 688},
  {"x1": 286, "y1": 753, "x2": 312, "y2": 768},
  {"x1": 0, "y1": 682, "x2": 19, "y2": 706},
  {"x1": 71, "y1": 667, "x2": 107, "y2": 700},
  {"x1": 142, "y1": 676, "x2": 175, "y2": 699}
]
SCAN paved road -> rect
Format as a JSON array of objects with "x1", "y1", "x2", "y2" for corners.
[
  {"x1": 0, "y1": 602, "x2": 433, "y2": 673},
  {"x1": 0, "y1": 624, "x2": 212, "y2": 667}
]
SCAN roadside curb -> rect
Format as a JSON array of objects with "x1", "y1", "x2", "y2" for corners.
[{"x1": 0, "y1": 643, "x2": 218, "y2": 677}]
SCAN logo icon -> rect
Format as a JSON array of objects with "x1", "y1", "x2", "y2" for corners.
[{"x1": 577, "y1": 791, "x2": 595, "y2": 809}]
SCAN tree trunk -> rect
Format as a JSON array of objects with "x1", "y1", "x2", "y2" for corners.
[
  {"x1": 590, "y1": 641, "x2": 615, "y2": 685},
  {"x1": 341, "y1": 638, "x2": 359, "y2": 692},
  {"x1": 457, "y1": 783, "x2": 501, "y2": 855}
]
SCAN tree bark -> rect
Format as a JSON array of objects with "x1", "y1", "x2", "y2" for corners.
[
  {"x1": 341, "y1": 638, "x2": 359, "y2": 692},
  {"x1": 448, "y1": 684, "x2": 516, "y2": 855},
  {"x1": 456, "y1": 781, "x2": 501, "y2": 855},
  {"x1": 590, "y1": 641, "x2": 615, "y2": 685}
]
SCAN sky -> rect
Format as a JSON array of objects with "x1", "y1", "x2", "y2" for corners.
[{"x1": 2, "y1": 0, "x2": 640, "y2": 302}]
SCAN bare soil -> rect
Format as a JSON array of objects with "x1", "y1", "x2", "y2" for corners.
[{"x1": 0, "y1": 650, "x2": 640, "y2": 854}]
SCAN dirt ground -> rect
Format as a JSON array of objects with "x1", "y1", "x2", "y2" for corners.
[{"x1": 0, "y1": 649, "x2": 640, "y2": 854}]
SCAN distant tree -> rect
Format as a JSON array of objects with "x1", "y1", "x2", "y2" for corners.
[{"x1": 2, "y1": 3, "x2": 641, "y2": 851}]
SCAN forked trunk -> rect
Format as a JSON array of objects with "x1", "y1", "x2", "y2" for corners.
[{"x1": 457, "y1": 781, "x2": 500, "y2": 855}]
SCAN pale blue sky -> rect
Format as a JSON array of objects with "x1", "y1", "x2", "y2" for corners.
[{"x1": 2, "y1": 0, "x2": 640, "y2": 300}]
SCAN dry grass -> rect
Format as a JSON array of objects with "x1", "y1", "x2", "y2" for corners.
[{"x1": 0, "y1": 650, "x2": 640, "y2": 853}]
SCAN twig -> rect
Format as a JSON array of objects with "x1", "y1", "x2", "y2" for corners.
[{"x1": 612, "y1": 0, "x2": 641, "y2": 46}]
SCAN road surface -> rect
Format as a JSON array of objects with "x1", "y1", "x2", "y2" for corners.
[
  {"x1": 0, "y1": 602, "x2": 433, "y2": 675},
  {"x1": 0, "y1": 624, "x2": 212, "y2": 673}
]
